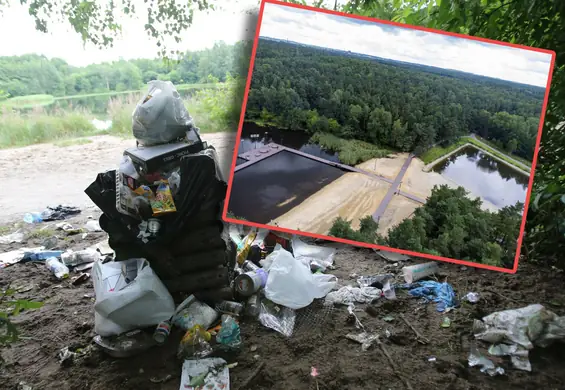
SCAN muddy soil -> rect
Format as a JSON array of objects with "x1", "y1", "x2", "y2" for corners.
[
  {"x1": 1, "y1": 219, "x2": 565, "y2": 390},
  {"x1": 0, "y1": 133, "x2": 236, "y2": 225}
]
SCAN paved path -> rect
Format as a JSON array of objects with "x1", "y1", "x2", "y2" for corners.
[{"x1": 372, "y1": 153, "x2": 416, "y2": 221}]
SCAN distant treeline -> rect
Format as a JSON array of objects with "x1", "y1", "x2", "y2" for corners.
[
  {"x1": 0, "y1": 41, "x2": 252, "y2": 98},
  {"x1": 246, "y1": 38, "x2": 545, "y2": 161}
]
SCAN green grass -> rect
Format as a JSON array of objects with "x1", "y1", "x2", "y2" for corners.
[
  {"x1": 310, "y1": 132, "x2": 391, "y2": 165},
  {"x1": 26, "y1": 228, "x2": 56, "y2": 240},
  {"x1": 0, "y1": 94, "x2": 55, "y2": 109},
  {"x1": 56, "y1": 83, "x2": 219, "y2": 100},
  {"x1": 420, "y1": 136, "x2": 530, "y2": 173}
]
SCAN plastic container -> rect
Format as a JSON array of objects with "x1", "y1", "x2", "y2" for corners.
[
  {"x1": 402, "y1": 262, "x2": 439, "y2": 284},
  {"x1": 172, "y1": 295, "x2": 219, "y2": 331},
  {"x1": 216, "y1": 300, "x2": 244, "y2": 316},
  {"x1": 235, "y1": 269, "x2": 268, "y2": 296},
  {"x1": 153, "y1": 320, "x2": 172, "y2": 345},
  {"x1": 23, "y1": 250, "x2": 64, "y2": 262},
  {"x1": 46, "y1": 257, "x2": 69, "y2": 279},
  {"x1": 23, "y1": 212, "x2": 43, "y2": 224},
  {"x1": 61, "y1": 249, "x2": 100, "y2": 267}
]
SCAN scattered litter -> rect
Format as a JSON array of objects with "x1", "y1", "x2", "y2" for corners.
[
  {"x1": 17, "y1": 382, "x2": 32, "y2": 390},
  {"x1": 178, "y1": 325, "x2": 213, "y2": 359},
  {"x1": 347, "y1": 304, "x2": 364, "y2": 330},
  {"x1": 93, "y1": 330, "x2": 156, "y2": 358},
  {"x1": 58, "y1": 347, "x2": 76, "y2": 366},
  {"x1": 464, "y1": 292, "x2": 480, "y2": 303},
  {"x1": 473, "y1": 304, "x2": 565, "y2": 372},
  {"x1": 75, "y1": 262, "x2": 95, "y2": 273},
  {"x1": 258, "y1": 298, "x2": 296, "y2": 337},
  {"x1": 85, "y1": 220, "x2": 102, "y2": 232},
  {"x1": 71, "y1": 273, "x2": 90, "y2": 285},
  {"x1": 325, "y1": 286, "x2": 381, "y2": 305},
  {"x1": 149, "y1": 375, "x2": 172, "y2": 384},
  {"x1": 61, "y1": 249, "x2": 101, "y2": 267},
  {"x1": 402, "y1": 262, "x2": 439, "y2": 284},
  {"x1": 375, "y1": 250, "x2": 411, "y2": 262},
  {"x1": 468, "y1": 345, "x2": 505, "y2": 376},
  {"x1": 357, "y1": 274, "x2": 396, "y2": 300},
  {"x1": 428, "y1": 356, "x2": 437, "y2": 362},
  {"x1": 383, "y1": 315, "x2": 395, "y2": 322},
  {"x1": 291, "y1": 235, "x2": 336, "y2": 271},
  {"x1": 92, "y1": 258, "x2": 176, "y2": 337},
  {"x1": 346, "y1": 332, "x2": 379, "y2": 351},
  {"x1": 22, "y1": 250, "x2": 64, "y2": 262},
  {"x1": 40, "y1": 205, "x2": 81, "y2": 222},
  {"x1": 0, "y1": 247, "x2": 43, "y2": 268},
  {"x1": 180, "y1": 357, "x2": 230, "y2": 390},
  {"x1": 264, "y1": 245, "x2": 337, "y2": 310},
  {"x1": 0, "y1": 230, "x2": 24, "y2": 244},
  {"x1": 172, "y1": 295, "x2": 219, "y2": 331},
  {"x1": 216, "y1": 315, "x2": 243, "y2": 351},
  {"x1": 46, "y1": 257, "x2": 70, "y2": 280},
  {"x1": 441, "y1": 317, "x2": 452, "y2": 328},
  {"x1": 399, "y1": 281, "x2": 456, "y2": 312},
  {"x1": 56, "y1": 222, "x2": 75, "y2": 232}
]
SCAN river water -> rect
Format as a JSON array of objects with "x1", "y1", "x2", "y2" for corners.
[{"x1": 431, "y1": 145, "x2": 529, "y2": 209}]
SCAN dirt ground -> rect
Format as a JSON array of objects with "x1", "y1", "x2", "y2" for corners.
[
  {"x1": 1, "y1": 218, "x2": 565, "y2": 390},
  {"x1": 0, "y1": 133, "x2": 236, "y2": 225},
  {"x1": 272, "y1": 173, "x2": 391, "y2": 235}
]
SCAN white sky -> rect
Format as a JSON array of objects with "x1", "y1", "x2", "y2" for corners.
[
  {"x1": 259, "y1": 2, "x2": 553, "y2": 88},
  {"x1": 0, "y1": 0, "x2": 260, "y2": 66}
]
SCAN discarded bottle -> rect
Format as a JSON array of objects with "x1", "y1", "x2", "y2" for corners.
[
  {"x1": 245, "y1": 294, "x2": 260, "y2": 318},
  {"x1": 242, "y1": 260, "x2": 260, "y2": 272},
  {"x1": 23, "y1": 212, "x2": 43, "y2": 224},
  {"x1": 23, "y1": 250, "x2": 64, "y2": 262},
  {"x1": 216, "y1": 300, "x2": 244, "y2": 317},
  {"x1": 153, "y1": 320, "x2": 172, "y2": 345},
  {"x1": 61, "y1": 249, "x2": 100, "y2": 267},
  {"x1": 45, "y1": 257, "x2": 69, "y2": 279}
]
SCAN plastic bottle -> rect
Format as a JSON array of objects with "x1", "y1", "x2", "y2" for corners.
[
  {"x1": 45, "y1": 257, "x2": 69, "y2": 279},
  {"x1": 23, "y1": 212, "x2": 43, "y2": 224},
  {"x1": 24, "y1": 250, "x2": 64, "y2": 262}
]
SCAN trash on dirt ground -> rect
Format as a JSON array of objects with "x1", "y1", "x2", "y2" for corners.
[
  {"x1": 263, "y1": 245, "x2": 338, "y2": 310},
  {"x1": 93, "y1": 329, "x2": 156, "y2": 358},
  {"x1": 39, "y1": 205, "x2": 81, "y2": 221},
  {"x1": 46, "y1": 257, "x2": 70, "y2": 280},
  {"x1": 173, "y1": 295, "x2": 219, "y2": 331},
  {"x1": 56, "y1": 222, "x2": 77, "y2": 233},
  {"x1": 399, "y1": 280, "x2": 456, "y2": 312},
  {"x1": 346, "y1": 331, "x2": 379, "y2": 351},
  {"x1": 71, "y1": 273, "x2": 90, "y2": 285},
  {"x1": 149, "y1": 374, "x2": 172, "y2": 384},
  {"x1": 178, "y1": 325, "x2": 214, "y2": 359},
  {"x1": 374, "y1": 249, "x2": 411, "y2": 262},
  {"x1": 23, "y1": 212, "x2": 43, "y2": 224},
  {"x1": 153, "y1": 319, "x2": 172, "y2": 345},
  {"x1": 0, "y1": 230, "x2": 24, "y2": 244},
  {"x1": 61, "y1": 249, "x2": 101, "y2": 267},
  {"x1": 402, "y1": 262, "x2": 439, "y2": 284},
  {"x1": 258, "y1": 298, "x2": 296, "y2": 337},
  {"x1": 17, "y1": 381, "x2": 32, "y2": 390},
  {"x1": 357, "y1": 274, "x2": 396, "y2": 300},
  {"x1": 291, "y1": 235, "x2": 336, "y2": 271},
  {"x1": 473, "y1": 304, "x2": 565, "y2": 372},
  {"x1": 347, "y1": 303, "x2": 364, "y2": 329},
  {"x1": 92, "y1": 258, "x2": 176, "y2": 337},
  {"x1": 441, "y1": 317, "x2": 452, "y2": 328},
  {"x1": 383, "y1": 315, "x2": 395, "y2": 322},
  {"x1": 21, "y1": 249, "x2": 64, "y2": 263},
  {"x1": 58, "y1": 347, "x2": 76, "y2": 366},
  {"x1": 468, "y1": 345, "x2": 505, "y2": 376},
  {"x1": 216, "y1": 314, "x2": 243, "y2": 352},
  {"x1": 325, "y1": 286, "x2": 381, "y2": 305},
  {"x1": 180, "y1": 357, "x2": 230, "y2": 390},
  {"x1": 84, "y1": 220, "x2": 102, "y2": 232},
  {"x1": 74, "y1": 262, "x2": 95, "y2": 273},
  {"x1": 464, "y1": 292, "x2": 480, "y2": 303},
  {"x1": 0, "y1": 247, "x2": 43, "y2": 268}
]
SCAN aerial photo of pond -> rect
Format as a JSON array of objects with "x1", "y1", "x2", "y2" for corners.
[{"x1": 432, "y1": 146, "x2": 529, "y2": 209}]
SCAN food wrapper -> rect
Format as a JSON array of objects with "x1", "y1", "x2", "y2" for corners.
[
  {"x1": 150, "y1": 180, "x2": 177, "y2": 216},
  {"x1": 134, "y1": 185, "x2": 155, "y2": 200}
]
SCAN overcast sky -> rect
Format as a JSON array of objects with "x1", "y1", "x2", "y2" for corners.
[
  {"x1": 0, "y1": 0, "x2": 259, "y2": 67},
  {"x1": 259, "y1": 3, "x2": 553, "y2": 88}
]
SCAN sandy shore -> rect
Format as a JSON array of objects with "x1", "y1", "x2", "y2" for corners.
[
  {"x1": 356, "y1": 153, "x2": 409, "y2": 179},
  {"x1": 272, "y1": 172, "x2": 390, "y2": 235}
]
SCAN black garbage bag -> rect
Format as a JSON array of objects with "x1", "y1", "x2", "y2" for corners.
[{"x1": 40, "y1": 205, "x2": 81, "y2": 221}]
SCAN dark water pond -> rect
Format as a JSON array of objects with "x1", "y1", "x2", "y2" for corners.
[
  {"x1": 236, "y1": 122, "x2": 339, "y2": 165},
  {"x1": 432, "y1": 146, "x2": 529, "y2": 209},
  {"x1": 228, "y1": 150, "x2": 345, "y2": 224}
]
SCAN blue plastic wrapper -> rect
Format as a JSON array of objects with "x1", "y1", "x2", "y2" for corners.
[{"x1": 398, "y1": 281, "x2": 457, "y2": 312}]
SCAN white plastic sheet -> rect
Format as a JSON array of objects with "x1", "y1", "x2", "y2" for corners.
[
  {"x1": 291, "y1": 235, "x2": 336, "y2": 271},
  {"x1": 325, "y1": 286, "x2": 382, "y2": 305},
  {"x1": 264, "y1": 245, "x2": 338, "y2": 310},
  {"x1": 92, "y1": 258, "x2": 176, "y2": 337}
]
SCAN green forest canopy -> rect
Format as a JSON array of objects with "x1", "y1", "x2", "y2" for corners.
[
  {"x1": 0, "y1": 41, "x2": 251, "y2": 99},
  {"x1": 245, "y1": 38, "x2": 545, "y2": 161}
]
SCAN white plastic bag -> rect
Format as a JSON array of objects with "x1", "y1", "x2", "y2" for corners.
[
  {"x1": 264, "y1": 246, "x2": 338, "y2": 310},
  {"x1": 132, "y1": 80, "x2": 194, "y2": 146},
  {"x1": 291, "y1": 235, "x2": 336, "y2": 271},
  {"x1": 92, "y1": 258, "x2": 176, "y2": 337}
]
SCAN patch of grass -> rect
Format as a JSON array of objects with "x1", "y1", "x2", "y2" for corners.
[
  {"x1": 54, "y1": 138, "x2": 93, "y2": 147},
  {"x1": 420, "y1": 139, "x2": 468, "y2": 164},
  {"x1": 0, "y1": 226, "x2": 10, "y2": 235},
  {"x1": 310, "y1": 132, "x2": 391, "y2": 165},
  {"x1": 0, "y1": 94, "x2": 55, "y2": 109},
  {"x1": 26, "y1": 228, "x2": 56, "y2": 240}
]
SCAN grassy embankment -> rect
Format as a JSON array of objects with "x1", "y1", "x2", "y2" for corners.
[
  {"x1": 0, "y1": 82, "x2": 238, "y2": 149},
  {"x1": 310, "y1": 132, "x2": 391, "y2": 165},
  {"x1": 420, "y1": 136, "x2": 531, "y2": 172}
]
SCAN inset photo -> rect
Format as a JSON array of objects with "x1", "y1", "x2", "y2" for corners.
[{"x1": 223, "y1": 0, "x2": 555, "y2": 272}]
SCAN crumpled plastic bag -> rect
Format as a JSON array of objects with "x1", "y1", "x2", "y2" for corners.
[
  {"x1": 399, "y1": 281, "x2": 456, "y2": 312},
  {"x1": 325, "y1": 286, "x2": 382, "y2": 305},
  {"x1": 473, "y1": 304, "x2": 565, "y2": 371},
  {"x1": 291, "y1": 235, "x2": 336, "y2": 271},
  {"x1": 258, "y1": 298, "x2": 296, "y2": 337},
  {"x1": 132, "y1": 80, "x2": 194, "y2": 146},
  {"x1": 264, "y1": 245, "x2": 338, "y2": 310}
]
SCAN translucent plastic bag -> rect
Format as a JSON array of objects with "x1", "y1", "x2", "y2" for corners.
[
  {"x1": 132, "y1": 80, "x2": 194, "y2": 146},
  {"x1": 92, "y1": 258, "x2": 176, "y2": 337},
  {"x1": 264, "y1": 246, "x2": 338, "y2": 310}
]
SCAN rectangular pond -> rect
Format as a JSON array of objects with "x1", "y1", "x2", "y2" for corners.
[
  {"x1": 228, "y1": 150, "x2": 345, "y2": 224},
  {"x1": 431, "y1": 145, "x2": 529, "y2": 209}
]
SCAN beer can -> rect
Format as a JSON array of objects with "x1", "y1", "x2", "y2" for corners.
[{"x1": 153, "y1": 320, "x2": 171, "y2": 345}]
